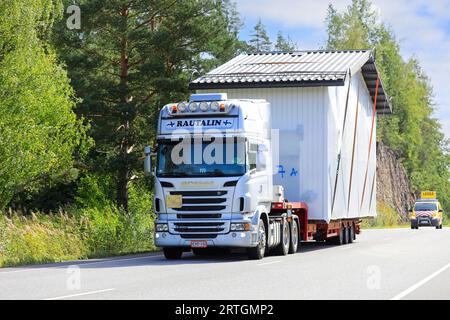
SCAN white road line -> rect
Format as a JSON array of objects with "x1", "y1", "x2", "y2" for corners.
[
  {"x1": 257, "y1": 260, "x2": 282, "y2": 266},
  {"x1": 44, "y1": 288, "x2": 116, "y2": 300},
  {"x1": 0, "y1": 255, "x2": 164, "y2": 275},
  {"x1": 383, "y1": 238, "x2": 392, "y2": 241},
  {"x1": 391, "y1": 263, "x2": 450, "y2": 300}
]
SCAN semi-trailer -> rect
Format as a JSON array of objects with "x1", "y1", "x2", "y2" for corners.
[{"x1": 145, "y1": 50, "x2": 392, "y2": 260}]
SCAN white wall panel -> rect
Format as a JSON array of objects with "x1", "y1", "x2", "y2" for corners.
[{"x1": 198, "y1": 75, "x2": 377, "y2": 222}]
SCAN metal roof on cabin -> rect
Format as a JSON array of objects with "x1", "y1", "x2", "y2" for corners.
[{"x1": 189, "y1": 50, "x2": 391, "y2": 114}]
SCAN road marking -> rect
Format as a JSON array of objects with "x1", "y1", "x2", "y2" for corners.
[
  {"x1": 391, "y1": 262, "x2": 450, "y2": 300},
  {"x1": 44, "y1": 288, "x2": 116, "y2": 300},
  {"x1": 383, "y1": 238, "x2": 392, "y2": 241},
  {"x1": 257, "y1": 260, "x2": 282, "y2": 266},
  {"x1": 0, "y1": 255, "x2": 164, "y2": 275}
]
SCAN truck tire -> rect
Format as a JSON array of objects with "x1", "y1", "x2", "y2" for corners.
[
  {"x1": 274, "y1": 219, "x2": 290, "y2": 256},
  {"x1": 332, "y1": 226, "x2": 345, "y2": 245},
  {"x1": 247, "y1": 220, "x2": 267, "y2": 260},
  {"x1": 163, "y1": 247, "x2": 183, "y2": 260},
  {"x1": 288, "y1": 220, "x2": 299, "y2": 254},
  {"x1": 348, "y1": 224, "x2": 354, "y2": 244},
  {"x1": 343, "y1": 226, "x2": 349, "y2": 245}
]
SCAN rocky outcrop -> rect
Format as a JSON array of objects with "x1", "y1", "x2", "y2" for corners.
[{"x1": 376, "y1": 141, "x2": 415, "y2": 222}]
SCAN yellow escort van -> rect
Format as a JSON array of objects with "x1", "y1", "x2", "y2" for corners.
[{"x1": 410, "y1": 191, "x2": 443, "y2": 229}]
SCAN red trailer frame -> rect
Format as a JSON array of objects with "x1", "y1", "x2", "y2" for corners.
[{"x1": 271, "y1": 202, "x2": 361, "y2": 243}]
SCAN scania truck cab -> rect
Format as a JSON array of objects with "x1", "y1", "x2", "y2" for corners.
[
  {"x1": 410, "y1": 192, "x2": 444, "y2": 229},
  {"x1": 146, "y1": 93, "x2": 300, "y2": 260}
]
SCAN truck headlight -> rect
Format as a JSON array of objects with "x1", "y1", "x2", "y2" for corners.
[
  {"x1": 156, "y1": 223, "x2": 169, "y2": 232},
  {"x1": 230, "y1": 223, "x2": 251, "y2": 231}
]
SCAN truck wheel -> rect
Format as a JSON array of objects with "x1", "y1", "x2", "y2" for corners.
[
  {"x1": 274, "y1": 219, "x2": 290, "y2": 256},
  {"x1": 332, "y1": 226, "x2": 345, "y2": 245},
  {"x1": 247, "y1": 220, "x2": 266, "y2": 260},
  {"x1": 343, "y1": 226, "x2": 349, "y2": 245},
  {"x1": 348, "y1": 224, "x2": 354, "y2": 244},
  {"x1": 288, "y1": 220, "x2": 299, "y2": 254},
  {"x1": 163, "y1": 247, "x2": 183, "y2": 260}
]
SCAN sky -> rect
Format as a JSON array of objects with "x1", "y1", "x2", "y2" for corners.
[{"x1": 234, "y1": 0, "x2": 450, "y2": 140}]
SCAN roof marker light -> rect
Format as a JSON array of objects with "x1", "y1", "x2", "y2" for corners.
[
  {"x1": 177, "y1": 102, "x2": 187, "y2": 112},
  {"x1": 199, "y1": 102, "x2": 209, "y2": 112},
  {"x1": 219, "y1": 103, "x2": 226, "y2": 112},
  {"x1": 210, "y1": 101, "x2": 220, "y2": 111},
  {"x1": 188, "y1": 102, "x2": 198, "y2": 112},
  {"x1": 170, "y1": 105, "x2": 177, "y2": 113}
]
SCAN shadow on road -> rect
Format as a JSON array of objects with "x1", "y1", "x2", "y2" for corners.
[
  {"x1": 0, "y1": 240, "x2": 351, "y2": 273},
  {"x1": 64, "y1": 241, "x2": 343, "y2": 269}
]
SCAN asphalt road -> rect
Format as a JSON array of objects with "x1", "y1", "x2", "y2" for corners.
[{"x1": 1, "y1": 228, "x2": 450, "y2": 300}]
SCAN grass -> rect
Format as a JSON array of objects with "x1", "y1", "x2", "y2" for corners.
[{"x1": 0, "y1": 205, "x2": 157, "y2": 268}]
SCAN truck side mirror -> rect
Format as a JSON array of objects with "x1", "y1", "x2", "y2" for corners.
[
  {"x1": 439, "y1": 209, "x2": 443, "y2": 213},
  {"x1": 256, "y1": 152, "x2": 267, "y2": 170},
  {"x1": 144, "y1": 146, "x2": 152, "y2": 175},
  {"x1": 256, "y1": 144, "x2": 268, "y2": 170}
]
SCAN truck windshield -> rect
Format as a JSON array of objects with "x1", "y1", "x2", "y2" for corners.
[
  {"x1": 156, "y1": 138, "x2": 246, "y2": 178},
  {"x1": 414, "y1": 203, "x2": 438, "y2": 211}
]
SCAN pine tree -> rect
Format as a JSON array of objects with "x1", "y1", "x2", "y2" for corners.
[
  {"x1": 54, "y1": 0, "x2": 244, "y2": 211},
  {"x1": 249, "y1": 19, "x2": 272, "y2": 52},
  {"x1": 274, "y1": 31, "x2": 296, "y2": 51}
]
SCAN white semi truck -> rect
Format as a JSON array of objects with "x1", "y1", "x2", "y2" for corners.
[{"x1": 145, "y1": 50, "x2": 391, "y2": 260}]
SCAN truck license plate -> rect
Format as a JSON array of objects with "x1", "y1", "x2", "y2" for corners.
[{"x1": 190, "y1": 240, "x2": 208, "y2": 248}]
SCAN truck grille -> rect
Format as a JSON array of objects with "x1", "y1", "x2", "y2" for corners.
[
  {"x1": 174, "y1": 222, "x2": 225, "y2": 233},
  {"x1": 177, "y1": 214, "x2": 222, "y2": 219},
  {"x1": 169, "y1": 190, "x2": 228, "y2": 212},
  {"x1": 168, "y1": 190, "x2": 231, "y2": 235}
]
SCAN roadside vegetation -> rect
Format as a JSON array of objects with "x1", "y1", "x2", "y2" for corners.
[{"x1": 1, "y1": 0, "x2": 449, "y2": 266}]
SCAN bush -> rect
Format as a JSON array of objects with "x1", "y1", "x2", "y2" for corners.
[
  {"x1": 0, "y1": 183, "x2": 156, "y2": 267},
  {"x1": 362, "y1": 201, "x2": 402, "y2": 228},
  {"x1": 0, "y1": 210, "x2": 85, "y2": 267}
]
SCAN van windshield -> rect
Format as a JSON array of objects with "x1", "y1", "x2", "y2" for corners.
[
  {"x1": 156, "y1": 137, "x2": 246, "y2": 178},
  {"x1": 414, "y1": 203, "x2": 438, "y2": 211}
]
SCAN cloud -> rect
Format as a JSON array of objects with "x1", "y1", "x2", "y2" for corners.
[{"x1": 235, "y1": 0, "x2": 450, "y2": 139}]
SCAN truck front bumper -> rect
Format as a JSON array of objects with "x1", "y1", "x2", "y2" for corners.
[
  {"x1": 155, "y1": 231, "x2": 259, "y2": 248},
  {"x1": 411, "y1": 217, "x2": 440, "y2": 227}
]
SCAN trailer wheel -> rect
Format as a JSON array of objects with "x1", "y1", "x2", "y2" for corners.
[
  {"x1": 332, "y1": 226, "x2": 345, "y2": 245},
  {"x1": 163, "y1": 247, "x2": 183, "y2": 260},
  {"x1": 274, "y1": 219, "x2": 290, "y2": 256},
  {"x1": 343, "y1": 226, "x2": 349, "y2": 245},
  {"x1": 348, "y1": 224, "x2": 354, "y2": 244},
  {"x1": 288, "y1": 220, "x2": 299, "y2": 254},
  {"x1": 247, "y1": 220, "x2": 266, "y2": 260}
]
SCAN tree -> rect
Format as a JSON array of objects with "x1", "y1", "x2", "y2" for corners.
[
  {"x1": 0, "y1": 0, "x2": 90, "y2": 209},
  {"x1": 54, "y1": 0, "x2": 244, "y2": 211},
  {"x1": 274, "y1": 31, "x2": 296, "y2": 51},
  {"x1": 248, "y1": 19, "x2": 272, "y2": 52},
  {"x1": 325, "y1": 0, "x2": 450, "y2": 212}
]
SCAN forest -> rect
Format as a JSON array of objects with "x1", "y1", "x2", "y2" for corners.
[{"x1": 0, "y1": 0, "x2": 448, "y2": 266}]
